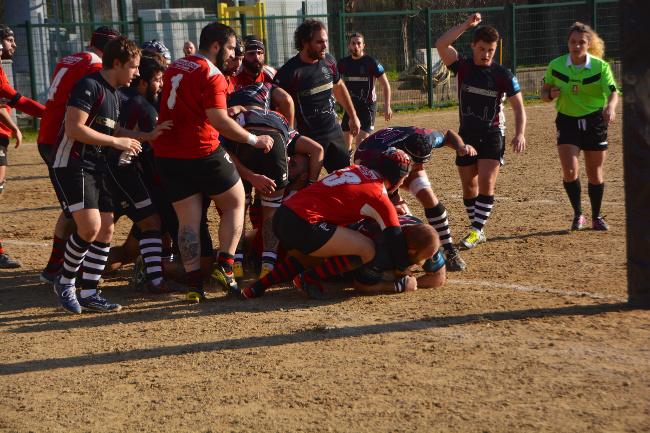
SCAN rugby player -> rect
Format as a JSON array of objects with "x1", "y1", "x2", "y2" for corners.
[{"x1": 233, "y1": 36, "x2": 277, "y2": 89}]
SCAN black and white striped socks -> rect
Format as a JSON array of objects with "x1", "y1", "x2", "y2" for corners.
[
  {"x1": 472, "y1": 194, "x2": 494, "y2": 231},
  {"x1": 80, "y1": 240, "x2": 110, "y2": 296},
  {"x1": 139, "y1": 230, "x2": 163, "y2": 286},
  {"x1": 60, "y1": 232, "x2": 90, "y2": 286},
  {"x1": 425, "y1": 203, "x2": 454, "y2": 252}
]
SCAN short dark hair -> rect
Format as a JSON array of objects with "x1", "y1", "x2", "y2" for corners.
[
  {"x1": 90, "y1": 26, "x2": 120, "y2": 52},
  {"x1": 294, "y1": 19, "x2": 327, "y2": 51},
  {"x1": 348, "y1": 32, "x2": 364, "y2": 42},
  {"x1": 473, "y1": 26, "x2": 499, "y2": 44},
  {"x1": 132, "y1": 56, "x2": 165, "y2": 87},
  {"x1": 199, "y1": 22, "x2": 236, "y2": 51},
  {"x1": 102, "y1": 36, "x2": 140, "y2": 69}
]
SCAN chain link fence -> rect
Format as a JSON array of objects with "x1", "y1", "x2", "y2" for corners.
[{"x1": 6, "y1": 0, "x2": 620, "y2": 116}]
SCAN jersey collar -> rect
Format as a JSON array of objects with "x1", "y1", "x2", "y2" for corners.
[{"x1": 566, "y1": 53, "x2": 592, "y2": 69}]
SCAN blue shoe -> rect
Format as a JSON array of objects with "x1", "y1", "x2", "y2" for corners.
[
  {"x1": 78, "y1": 290, "x2": 122, "y2": 312},
  {"x1": 53, "y1": 274, "x2": 82, "y2": 314}
]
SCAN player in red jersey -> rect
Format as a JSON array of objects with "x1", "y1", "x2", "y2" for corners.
[
  {"x1": 152, "y1": 22, "x2": 274, "y2": 303},
  {"x1": 241, "y1": 148, "x2": 413, "y2": 299},
  {"x1": 0, "y1": 105, "x2": 23, "y2": 268},
  {"x1": 222, "y1": 40, "x2": 244, "y2": 94},
  {"x1": 232, "y1": 37, "x2": 276, "y2": 91},
  {"x1": 37, "y1": 26, "x2": 121, "y2": 283},
  {"x1": 0, "y1": 25, "x2": 45, "y2": 195}
]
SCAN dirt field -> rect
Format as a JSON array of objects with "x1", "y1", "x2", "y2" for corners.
[{"x1": 1, "y1": 103, "x2": 648, "y2": 433}]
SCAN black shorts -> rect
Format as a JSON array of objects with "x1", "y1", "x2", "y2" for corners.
[
  {"x1": 155, "y1": 146, "x2": 240, "y2": 203},
  {"x1": 311, "y1": 127, "x2": 350, "y2": 173},
  {"x1": 233, "y1": 128, "x2": 289, "y2": 193},
  {"x1": 37, "y1": 143, "x2": 53, "y2": 166},
  {"x1": 273, "y1": 206, "x2": 337, "y2": 255},
  {"x1": 0, "y1": 136, "x2": 8, "y2": 166},
  {"x1": 456, "y1": 131, "x2": 505, "y2": 166},
  {"x1": 342, "y1": 101, "x2": 377, "y2": 134},
  {"x1": 107, "y1": 164, "x2": 157, "y2": 223},
  {"x1": 556, "y1": 110, "x2": 608, "y2": 151},
  {"x1": 52, "y1": 167, "x2": 114, "y2": 217}
]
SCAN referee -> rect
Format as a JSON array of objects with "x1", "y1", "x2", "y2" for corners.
[{"x1": 541, "y1": 22, "x2": 619, "y2": 231}]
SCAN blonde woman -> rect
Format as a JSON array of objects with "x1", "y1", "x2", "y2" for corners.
[{"x1": 541, "y1": 22, "x2": 619, "y2": 231}]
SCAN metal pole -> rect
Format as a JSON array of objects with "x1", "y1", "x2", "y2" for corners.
[
  {"x1": 25, "y1": 21, "x2": 38, "y2": 101},
  {"x1": 240, "y1": 14, "x2": 248, "y2": 38},
  {"x1": 426, "y1": 8, "x2": 433, "y2": 108},
  {"x1": 88, "y1": 0, "x2": 95, "y2": 23},
  {"x1": 506, "y1": 3, "x2": 517, "y2": 73},
  {"x1": 338, "y1": 1, "x2": 345, "y2": 59},
  {"x1": 588, "y1": 0, "x2": 597, "y2": 30},
  {"x1": 137, "y1": 17, "x2": 144, "y2": 43}
]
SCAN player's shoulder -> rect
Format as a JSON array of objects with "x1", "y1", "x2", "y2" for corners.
[
  {"x1": 323, "y1": 53, "x2": 337, "y2": 65},
  {"x1": 171, "y1": 55, "x2": 222, "y2": 77},
  {"x1": 548, "y1": 54, "x2": 569, "y2": 69},
  {"x1": 263, "y1": 64, "x2": 277, "y2": 80}
]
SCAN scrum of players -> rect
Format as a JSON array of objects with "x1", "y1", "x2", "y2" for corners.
[{"x1": 0, "y1": 17, "x2": 523, "y2": 314}]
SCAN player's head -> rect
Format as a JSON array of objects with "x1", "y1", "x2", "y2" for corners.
[
  {"x1": 294, "y1": 19, "x2": 328, "y2": 60},
  {"x1": 403, "y1": 132, "x2": 433, "y2": 164},
  {"x1": 403, "y1": 224, "x2": 439, "y2": 265},
  {"x1": 132, "y1": 56, "x2": 166, "y2": 105},
  {"x1": 103, "y1": 36, "x2": 141, "y2": 86},
  {"x1": 199, "y1": 22, "x2": 237, "y2": 71},
  {"x1": 183, "y1": 40, "x2": 196, "y2": 56},
  {"x1": 288, "y1": 153, "x2": 310, "y2": 189},
  {"x1": 471, "y1": 25, "x2": 499, "y2": 66},
  {"x1": 567, "y1": 21, "x2": 604, "y2": 59},
  {"x1": 90, "y1": 26, "x2": 120, "y2": 54},
  {"x1": 0, "y1": 25, "x2": 16, "y2": 60},
  {"x1": 348, "y1": 32, "x2": 365, "y2": 58},
  {"x1": 222, "y1": 38, "x2": 243, "y2": 76},
  {"x1": 141, "y1": 39, "x2": 171, "y2": 65},
  {"x1": 374, "y1": 147, "x2": 412, "y2": 193},
  {"x1": 243, "y1": 35, "x2": 265, "y2": 75}
]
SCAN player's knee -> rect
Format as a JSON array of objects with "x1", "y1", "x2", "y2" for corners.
[{"x1": 137, "y1": 213, "x2": 161, "y2": 231}]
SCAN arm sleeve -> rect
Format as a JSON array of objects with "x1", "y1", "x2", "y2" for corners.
[
  {"x1": 601, "y1": 61, "x2": 619, "y2": 94},
  {"x1": 374, "y1": 60, "x2": 385, "y2": 77},
  {"x1": 13, "y1": 95, "x2": 45, "y2": 118},
  {"x1": 504, "y1": 68, "x2": 521, "y2": 97},
  {"x1": 447, "y1": 56, "x2": 462, "y2": 74},
  {"x1": 327, "y1": 54, "x2": 341, "y2": 84},
  {"x1": 543, "y1": 63, "x2": 555, "y2": 86},
  {"x1": 203, "y1": 73, "x2": 228, "y2": 110},
  {"x1": 68, "y1": 78, "x2": 98, "y2": 113}
]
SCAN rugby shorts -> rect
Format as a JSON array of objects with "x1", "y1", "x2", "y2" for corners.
[
  {"x1": 107, "y1": 163, "x2": 156, "y2": 223},
  {"x1": 456, "y1": 131, "x2": 505, "y2": 166},
  {"x1": 51, "y1": 167, "x2": 114, "y2": 217},
  {"x1": 311, "y1": 126, "x2": 350, "y2": 173},
  {"x1": 556, "y1": 109, "x2": 608, "y2": 151},
  {"x1": 272, "y1": 206, "x2": 337, "y2": 255},
  {"x1": 232, "y1": 127, "x2": 289, "y2": 194},
  {"x1": 155, "y1": 146, "x2": 240, "y2": 203},
  {"x1": 342, "y1": 101, "x2": 377, "y2": 134},
  {"x1": 0, "y1": 136, "x2": 8, "y2": 166}
]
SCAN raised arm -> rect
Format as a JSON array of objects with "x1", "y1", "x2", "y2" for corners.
[{"x1": 435, "y1": 13, "x2": 482, "y2": 66}]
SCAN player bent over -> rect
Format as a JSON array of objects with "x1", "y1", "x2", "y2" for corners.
[
  {"x1": 50, "y1": 37, "x2": 169, "y2": 313},
  {"x1": 354, "y1": 126, "x2": 476, "y2": 271},
  {"x1": 241, "y1": 148, "x2": 413, "y2": 299},
  {"x1": 152, "y1": 22, "x2": 273, "y2": 303}
]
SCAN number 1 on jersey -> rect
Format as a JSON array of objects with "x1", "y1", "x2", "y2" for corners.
[
  {"x1": 167, "y1": 74, "x2": 184, "y2": 110},
  {"x1": 47, "y1": 67, "x2": 68, "y2": 101}
]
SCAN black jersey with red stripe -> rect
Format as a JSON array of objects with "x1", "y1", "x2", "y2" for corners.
[
  {"x1": 227, "y1": 82, "x2": 278, "y2": 110},
  {"x1": 337, "y1": 55, "x2": 385, "y2": 104}
]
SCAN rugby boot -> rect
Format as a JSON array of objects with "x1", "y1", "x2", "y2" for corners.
[
  {"x1": 186, "y1": 289, "x2": 207, "y2": 303},
  {"x1": 53, "y1": 274, "x2": 82, "y2": 314},
  {"x1": 0, "y1": 253, "x2": 21, "y2": 269},
  {"x1": 40, "y1": 268, "x2": 58, "y2": 283},
  {"x1": 240, "y1": 286, "x2": 262, "y2": 300},
  {"x1": 129, "y1": 256, "x2": 147, "y2": 291},
  {"x1": 460, "y1": 228, "x2": 486, "y2": 250},
  {"x1": 211, "y1": 264, "x2": 239, "y2": 296},
  {"x1": 444, "y1": 247, "x2": 467, "y2": 271},
  {"x1": 233, "y1": 259, "x2": 244, "y2": 279},
  {"x1": 592, "y1": 216, "x2": 609, "y2": 231},
  {"x1": 571, "y1": 214, "x2": 586, "y2": 231},
  {"x1": 78, "y1": 290, "x2": 122, "y2": 313},
  {"x1": 293, "y1": 272, "x2": 326, "y2": 300},
  {"x1": 259, "y1": 261, "x2": 274, "y2": 279}
]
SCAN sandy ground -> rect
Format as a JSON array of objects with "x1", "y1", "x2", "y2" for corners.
[{"x1": 1, "y1": 103, "x2": 648, "y2": 433}]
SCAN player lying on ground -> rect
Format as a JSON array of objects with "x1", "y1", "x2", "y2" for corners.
[
  {"x1": 240, "y1": 148, "x2": 414, "y2": 300},
  {"x1": 354, "y1": 126, "x2": 476, "y2": 271}
]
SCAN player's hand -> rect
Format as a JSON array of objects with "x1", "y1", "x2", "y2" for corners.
[
  {"x1": 148, "y1": 120, "x2": 173, "y2": 142},
  {"x1": 13, "y1": 128, "x2": 23, "y2": 149},
  {"x1": 384, "y1": 106, "x2": 393, "y2": 122},
  {"x1": 550, "y1": 87, "x2": 560, "y2": 100},
  {"x1": 511, "y1": 133, "x2": 526, "y2": 153},
  {"x1": 250, "y1": 173, "x2": 276, "y2": 195},
  {"x1": 253, "y1": 135, "x2": 274, "y2": 153},
  {"x1": 228, "y1": 105, "x2": 247, "y2": 117},
  {"x1": 602, "y1": 105, "x2": 616, "y2": 124},
  {"x1": 404, "y1": 275, "x2": 418, "y2": 292},
  {"x1": 464, "y1": 13, "x2": 482, "y2": 30},
  {"x1": 113, "y1": 137, "x2": 142, "y2": 154},
  {"x1": 457, "y1": 144, "x2": 477, "y2": 157},
  {"x1": 349, "y1": 115, "x2": 361, "y2": 137}
]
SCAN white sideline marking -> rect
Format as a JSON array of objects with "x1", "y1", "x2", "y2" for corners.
[
  {"x1": 448, "y1": 278, "x2": 626, "y2": 302},
  {"x1": 445, "y1": 193, "x2": 621, "y2": 207},
  {"x1": 2, "y1": 239, "x2": 49, "y2": 247}
]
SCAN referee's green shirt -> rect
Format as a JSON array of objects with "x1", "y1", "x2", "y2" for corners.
[{"x1": 543, "y1": 54, "x2": 618, "y2": 117}]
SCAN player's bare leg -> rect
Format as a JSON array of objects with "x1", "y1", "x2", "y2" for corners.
[
  {"x1": 459, "y1": 160, "x2": 499, "y2": 249},
  {"x1": 172, "y1": 193, "x2": 204, "y2": 300}
]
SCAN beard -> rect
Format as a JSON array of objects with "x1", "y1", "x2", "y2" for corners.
[
  {"x1": 306, "y1": 47, "x2": 324, "y2": 61},
  {"x1": 215, "y1": 46, "x2": 229, "y2": 71},
  {"x1": 145, "y1": 85, "x2": 159, "y2": 106},
  {"x1": 243, "y1": 58, "x2": 263, "y2": 75}
]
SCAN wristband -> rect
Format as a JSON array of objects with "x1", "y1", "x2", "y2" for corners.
[{"x1": 247, "y1": 133, "x2": 258, "y2": 146}]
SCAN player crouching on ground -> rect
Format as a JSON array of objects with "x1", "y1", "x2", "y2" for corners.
[
  {"x1": 240, "y1": 148, "x2": 413, "y2": 300},
  {"x1": 50, "y1": 36, "x2": 171, "y2": 314},
  {"x1": 354, "y1": 126, "x2": 476, "y2": 271}
]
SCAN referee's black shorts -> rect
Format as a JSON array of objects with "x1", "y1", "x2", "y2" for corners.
[{"x1": 556, "y1": 109, "x2": 608, "y2": 151}]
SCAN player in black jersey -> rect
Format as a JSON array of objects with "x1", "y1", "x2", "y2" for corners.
[
  {"x1": 274, "y1": 19, "x2": 360, "y2": 173},
  {"x1": 50, "y1": 37, "x2": 170, "y2": 314},
  {"x1": 338, "y1": 32, "x2": 392, "y2": 150},
  {"x1": 437, "y1": 13, "x2": 526, "y2": 250}
]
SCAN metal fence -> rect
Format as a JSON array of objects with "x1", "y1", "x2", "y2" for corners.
[{"x1": 7, "y1": 0, "x2": 620, "y2": 115}]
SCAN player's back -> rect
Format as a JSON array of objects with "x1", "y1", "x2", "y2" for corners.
[
  {"x1": 154, "y1": 55, "x2": 227, "y2": 159},
  {"x1": 38, "y1": 51, "x2": 103, "y2": 145}
]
